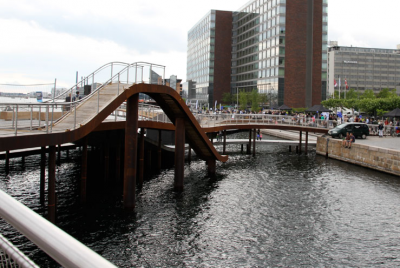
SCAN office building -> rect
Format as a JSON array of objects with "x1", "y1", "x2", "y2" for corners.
[
  {"x1": 187, "y1": 10, "x2": 232, "y2": 107},
  {"x1": 327, "y1": 44, "x2": 400, "y2": 96},
  {"x1": 187, "y1": 0, "x2": 328, "y2": 108}
]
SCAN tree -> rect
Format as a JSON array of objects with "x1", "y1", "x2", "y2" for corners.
[
  {"x1": 360, "y1": 89, "x2": 376, "y2": 99},
  {"x1": 238, "y1": 90, "x2": 248, "y2": 110},
  {"x1": 345, "y1": 88, "x2": 359, "y2": 99},
  {"x1": 222, "y1": 92, "x2": 232, "y2": 105},
  {"x1": 251, "y1": 89, "x2": 260, "y2": 112},
  {"x1": 377, "y1": 88, "x2": 397, "y2": 99},
  {"x1": 259, "y1": 93, "x2": 268, "y2": 109}
]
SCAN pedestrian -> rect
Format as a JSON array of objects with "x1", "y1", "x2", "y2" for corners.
[
  {"x1": 378, "y1": 122, "x2": 384, "y2": 138},
  {"x1": 342, "y1": 132, "x2": 350, "y2": 148},
  {"x1": 347, "y1": 133, "x2": 355, "y2": 149},
  {"x1": 260, "y1": 133, "x2": 262, "y2": 141}
]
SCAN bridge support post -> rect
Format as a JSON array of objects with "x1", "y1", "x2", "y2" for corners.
[
  {"x1": 48, "y1": 145, "x2": 56, "y2": 223},
  {"x1": 247, "y1": 130, "x2": 251, "y2": 154},
  {"x1": 157, "y1": 130, "x2": 162, "y2": 170},
  {"x1": 80, "y1": 137, "x2": 88, "y2": 204},
  {"x1": 188, "y1": 145, "x2": 192, "y2": 163},
  {"x1": 138, "y1": 128, "x2": 145, "y2": 187},
  {"x1": 299, "y1": 131, "x2": 303, "y2": 154},
  {"x1": 146, "y1": 150, "x2": 152, "y2": 170},
  {"x1": 40, "y1": 147, "x2": 46, "y2": 205},
  {"x1": 5, "y1": 151, "x2": 9, "y2": 174},
  {"x1": 207, "y1": 159, "x2": 216, "y2": 176},
  {"x1": 223, "y1": 130, "x2": 226, "y2": 154},
  {"x1": 115, "y1": 141, "x2": 121, "y2": 182},
  {"x1": 253, "y1": 129, "x2": 256, "y2": 157},
  {"x1": 57, "y1": 144, "x2": 61, "y2": 166},
  {"x1": 174, "y1": 117, "x2": 185, "y2": 191},
  {"x1": 104, "y1": 141, "x2": 110, "y2": 182},
  {"x1": 305, "y1": 132, "x2": 309, "y2": 155},
  {"x1": 123, "y1": 94, "x2": 139, "y2": 210}
]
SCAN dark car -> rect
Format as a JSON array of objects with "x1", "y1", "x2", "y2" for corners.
[{"x1": 328, "y1": 123, "x2": 369, "y2": 139}]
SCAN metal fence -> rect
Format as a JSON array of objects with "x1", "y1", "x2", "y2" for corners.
[
  {"x1": 0, "y1": 189, "x2": 116, "y2": 268},
  {"x1": 0, "y1": 62, "x2": 165, "y2": 136}
]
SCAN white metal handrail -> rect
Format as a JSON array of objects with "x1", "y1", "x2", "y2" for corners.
[
  {"x1": 0, "y1": 233, "x2": 39, "y2": 268},
  {"x1": 0, "y1": 189, "x2": 116, "y2": 268},
  {"x1": 0, "y1": 62, "x2": 166, "y2": 136}
]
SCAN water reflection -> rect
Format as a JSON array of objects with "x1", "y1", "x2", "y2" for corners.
[{"x1": 1, "y1": 142, "x2": 400, "y2": 267}]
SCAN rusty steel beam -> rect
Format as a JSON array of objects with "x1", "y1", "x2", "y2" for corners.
[
  {"x1": 253, "y1": 129, "x2": 256, "y2": 157},
  {"x1": 138, "y1": 128, "x2": 145, "y2": 187},
  {"x1": 123, "y1": 94, "x2": 138, "y2": 210},
  {"x1": 305, "y1": 131, "x2": 309, "y2": 155},
  {"x1": 174, "y1": 117, "x2": 185, "y2": 192},
  {"x1": 80, "y1": 137, "x2": 88, "y2": 204},
  {"x1": 48, "y1": 145, "x2": 56, "y2": 223},
  {"x1": 223, "y1": 130, "x2": 226, "y2": 155},
  {"x1": 40, "y1": 147, "x2": 46, "y2": 205},
  {"x1": 104, "y1": 141, "x2": 110, "y2": 182},
  {"x1": 157, "y1": 129, "x2": 162, "y2": 170},
  {"x1": 299, "y1": 131, "x2": 303, "y2": 154}
]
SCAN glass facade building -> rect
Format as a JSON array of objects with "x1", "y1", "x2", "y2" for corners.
[
  {"x1": 187, "y1": 11, "x2": 216, "y2": 106},
  {"x1": 327, "y1": 45, "x2": 400, "y2": 96},
  {"x1": 187, "y1": 0, "x2": 327, "y2": 108}
]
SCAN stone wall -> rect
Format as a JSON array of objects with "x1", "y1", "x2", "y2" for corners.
[{"x1": 316, "y1": 136, "x2": 400, "y2": 177}]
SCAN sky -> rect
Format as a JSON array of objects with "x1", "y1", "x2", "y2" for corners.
[{"x1": 0, "y1": 0, "x2": 399, "y2": 90}]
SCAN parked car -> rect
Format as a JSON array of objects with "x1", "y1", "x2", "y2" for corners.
[{"x1": 328, "y1": 123, "x2": 369, "y2": 139}]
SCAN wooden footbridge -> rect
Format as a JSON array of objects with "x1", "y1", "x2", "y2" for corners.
[{"x1": 0, "y1": 62, "x2": 329, "y2": 220}]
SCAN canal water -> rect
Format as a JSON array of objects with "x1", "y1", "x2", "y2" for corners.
[{"x1": 1, "y1": 139, "x2": 400, "y2": 267}]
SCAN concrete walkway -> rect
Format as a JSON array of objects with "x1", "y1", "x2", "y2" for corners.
[{"x1": 342, "y1": 135, "x2": 400, "y2": 151}]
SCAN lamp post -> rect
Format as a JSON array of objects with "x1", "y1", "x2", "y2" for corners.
[{"x1": 269, "y1": 87, "x2": 274, "y2": 109}]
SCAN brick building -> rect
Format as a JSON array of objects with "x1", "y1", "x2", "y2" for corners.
[{"x1": 187, "y1": 0, "x2": 328, "y2": 108}]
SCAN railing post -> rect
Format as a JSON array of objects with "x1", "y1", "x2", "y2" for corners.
[
  {"x1": 127, "y1": 65, "x2": 129, "y2": 83},
  {"x1": 117, "y1": 73, "x2": 120, "y2": 95},
  {"x1": 38, "y1": 106, "x2": 41, "y2": 128},
  {"x1": 149, "y1": 64, "x2": 152, "y2": 84},
  {"x1": 46, "y1": 106, "x2": 49, "y2": 134},
  {"x1": 30, "y1": 105, "x2": 33, "y2": 131},
  {"x1": 111, "y1": 62, "x2": 113, "y2": 78},
  {"x1": 73, "y1": 102, "x2": 77, "y2": 129},
  {"x1": 14, "y1": 105, "x2": 18, "y2": 136},
  {"x1": 12, "y1": 106, "x2": 15, "y2": 128}
]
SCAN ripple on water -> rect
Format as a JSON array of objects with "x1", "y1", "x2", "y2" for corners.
[{"x1": 1, "y1": 145, "x2": 400, "y2": 267}]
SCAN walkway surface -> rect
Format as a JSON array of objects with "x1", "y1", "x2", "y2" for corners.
[{"x1": 342, "y1": 136, "x2": 400, "y2": 151}]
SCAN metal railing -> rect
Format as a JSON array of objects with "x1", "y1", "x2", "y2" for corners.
[
  {"x1": 0, "y1": 233, "x2": 39, "y2": 268},
  {"x1": 0, "y1": 189, "x2": 116, "y2": 268},
  {"x1": 0, "y1": 62, "x2": 165, "y2": 136}
]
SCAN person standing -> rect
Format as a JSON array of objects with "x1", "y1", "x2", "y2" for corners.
[{"x1": 378, "y1": 122, "x2": 384, "y2": 138}]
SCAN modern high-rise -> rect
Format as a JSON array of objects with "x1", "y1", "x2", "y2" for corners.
[
  {"x1": 186, "y1": 10, "x2": 232, "y2": 108},
  {"x1": 186, "y1": 0, "x2": 328, "y2": 108},
  {"x1": 327, "y1": 44, "x2": 400, "y2": 97}
]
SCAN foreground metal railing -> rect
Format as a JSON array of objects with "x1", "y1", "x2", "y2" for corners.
[
  {"x1": 0, "y1": 62, "x2": 165, "y2": 136},
  {"x1": 0, "y1": 233, "x2": 39, "y2": 268},
  {"x1": 0, "y1": 189, "x2": 116, "y2": 268}
]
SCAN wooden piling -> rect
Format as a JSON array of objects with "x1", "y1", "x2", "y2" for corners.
[
  {"x1": 174, "y1": 117, "x2": 185, "y2": 191},
  {"x1": 80, "y1": 137, "x2": 88, "y2": 204},
  {"x1": 40, "y1": 147, "x2": 46, "y2": 205},
  {"x1": 48, "y1": 145, "x2": 56, "y2": 223},
  {"x1": 157, "y1": 129, "x2": 162, "y2": 170},
  {"x1": 123, "y1": 94, "x2": 138, "y2": 210},
  {"x1": 138, "y1": 128, "x2": 145, "y2": 187}
]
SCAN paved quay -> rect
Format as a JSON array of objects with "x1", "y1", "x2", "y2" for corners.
[
  {"x1": 346, "y1": 135, "x2": 400, "y2": 151},
  {"x1": 262, "y1": 129, "x2": 400, "y2": 152}
]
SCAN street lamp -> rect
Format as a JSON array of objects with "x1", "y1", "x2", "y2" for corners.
[{"x1": 269, "y1": 87, "x2": 274, "y2": 109}]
